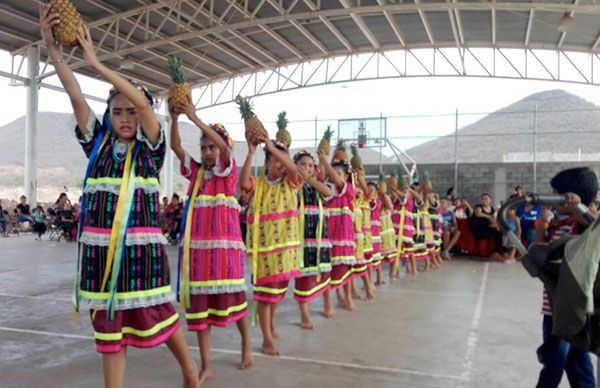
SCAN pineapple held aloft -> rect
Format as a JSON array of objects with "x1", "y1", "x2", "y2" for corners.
[
  {"x1": 49, "y1": 0, "x2": 85, "y2": 48},
  {"x1": 422, "y1": 171, "x2": 433, "y2": 194},
  {"x1": 235, "y1": 95, "x2": 268, "y2": 146},
  {"x1": 333, "y1": 139, "x2": 349, "y2": 162},
  {"x1": 378, "y1": 172, "x2": 388, "y2": 196},
  {"x1": 275, "y1": 111, "x2": 291, "y2": 148},
  {"x1": 387, "y1": 171, "x2": 398, "y2": 190},
  {"x1": 350, "y1": 144, "x2": 363, "y2": 170},
  {"x1": 167, "y1": 56, "x2": 191, "y2": 107},
  {"x1": 318, "y1": 125, "x2": 334, "y2": 156}
]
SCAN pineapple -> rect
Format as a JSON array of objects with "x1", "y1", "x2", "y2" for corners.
[
  {"x1": 167, "y1": 56, "x2": 191, "y2": 107},
  {"x1": 422, "y1": 170, "x2": 433, "y2": 193},
  {"x1": 333, "y1": 139, "x2": 349, "y2": 162},
  {"x1": 387, "y1": 171, "x2": 398, "y2": 190},
  {"x1": 378, "y1": 172, "x2": 388, "y2": 196},
  {"x1": 350, "y1": 144, "x2": 363, "y2": 170},
  {"x1": 399, "y1": 174, "x2": 410, "y2": 189},
  {"x1": 235, "y1": 95, "x2": 267, "y2": 146},
  {"x1": 49, "y1": 0, "x2": 85, "y2": 48},
  {"x1": 275, "y1": 111, "x2": 291, "y2": 148},
  {"x1": 318, "y1": 125, "x2": 334, "y2": 156}
]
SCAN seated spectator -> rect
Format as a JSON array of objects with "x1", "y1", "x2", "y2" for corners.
[
  {"x1": 32, "y1": 206, "x2": 47, "y2": 240},
  {"x1": 509, "y1": 185, "x2": 524, "y2": 200},
  {"x1": 471, "y1": 193, "x2": 503, "y2": 261},
  {"x1": 454, "y1": 198, "x2": 475, "y2": 254},
  {"x1": 517, "y1": 202, "x2": 541, "y2": 248},
  {"x1": 16, "y1": 195, "x2": 33, "y2": 223},
  {"x1": 53, "y1": 193, "x2": 75, "y2": 241},
  {"x1": 441, "y1": 197, "x2": 461, "y2": 259},
  {"x1": 163, "y1": 193, "x2": 183, "y2": 244}
]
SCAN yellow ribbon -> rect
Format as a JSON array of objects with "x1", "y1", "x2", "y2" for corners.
[
  {"x1": 316, "y1": 195, "x2": 324, "y2": 282},
  {"x1": 180, "y1": 165, "x2": 205, "y2": 309},
  {"x1": 394, "y1": 205, "x2": 406, "y2": 272},
  {"x1": 299, "y1": 186, "x2": 305, "y2": 268},
  {"x1": 93, "y1": 141, "x2": 134, "y2": 319},
  {"x1": 251, "y1": 171, "x2": 265, "y2": 286}
]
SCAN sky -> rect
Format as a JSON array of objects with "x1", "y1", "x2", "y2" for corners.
[{"x1": 2, "y1": 48, "x2": 600, "y2": 153}]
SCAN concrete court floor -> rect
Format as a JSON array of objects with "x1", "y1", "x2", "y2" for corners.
[{"x1": 0, "y1": 234, "x2": 595, "y2": 388}]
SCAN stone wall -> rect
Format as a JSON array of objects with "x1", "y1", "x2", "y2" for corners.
[{"x1": 365, "y1": 162, "x2": 600, "y2": 206}]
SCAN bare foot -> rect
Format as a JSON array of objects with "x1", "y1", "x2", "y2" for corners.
[
  {"x1": 261, "y1": 343, "x2": 280, "y2": 356},
  {"x1": 183, "y1": 361, "x2": 200, "y2": 388},
  {"x1": 240, "y1": 349, "x2": 254, "y2": 370},
  {"x1": 323, "y1": 309, "x2": 336, "y2": 319},
  {"x1": 336, "y1": 291, "x2": 345, "y2": 306},
  {"x1": 198, "y1": 368, "x2": 213, "y2": 387},
  {"x1": 374, "y1": 280, "x2": 385, "y2": 286},
  {"x1": 366, "y1": 288, "x2": 375, "y2": 301},
  {"x1": 300, "y1": 321, "x2": 315, "y2": 330},
  {"x1": 343, "y1": 300, "x2": 357, "y2": 311}
]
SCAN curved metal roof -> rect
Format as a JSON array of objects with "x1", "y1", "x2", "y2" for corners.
[{"x1": 1, "y1": 0, "x2": 599, "y2": 97}]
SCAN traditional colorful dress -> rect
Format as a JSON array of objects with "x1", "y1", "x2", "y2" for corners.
[
  {"x1": 369, "y1": 198, "x2": 383, "y2": 268},
  {"x1": 359, "y1": 197, "x2": 374, "y2": 267},
  {"x1": 392, "y1": 196, "x2": 416, "y2": 263},
  {"x1": 379, "y1": 209, "x2": 396, "y2": 260},
  {"x1": 293, "y1": 184, "x2": 332, "y2": 303},
  {"x1": 75, "y1": 114, "x2": 178, "y2": 354},
  {"x1": 352, "y1": 197, "x2": 368, "y2": 277},
  {"x1": 246, "y1": 175, "x2": 302, "y2": 303},
  {"x1": 326, "y1": 182, "x2": 356, "y2": 290},
  {"x1": 432, "y1": 204, "x2": 443, "y2": 252},
  {"x1": 423, "y1": 201, "x2": 437, "y2": 255},
  {"x1": 179, "y1": 153, "x2": 247, "y2": 331},
  {"x1": 412, "y1": 202, "x2": 428, "y2": 261}
]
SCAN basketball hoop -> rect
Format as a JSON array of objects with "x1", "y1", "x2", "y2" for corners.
[{"x1": 357, "y1": 120, "x2": 367, "y2": 148}]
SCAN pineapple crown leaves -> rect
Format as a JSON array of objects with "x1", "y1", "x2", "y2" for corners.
[
  {"x1": 235, "y1": 95, "x2": 255, "y2": 120},
  {"x1": 276, "y1": 111, "x2": 289, "y2": 130},
  {"x1": 350, "y1": 143, "x2": 360, "y2": 157},
  {"x1": 167, "y1": 56, "x2": 187, "y2": 84},
  {"x1": 389, "y1": 170, "x2": 398, "y2": 179},
  {"x1": 379, "y1": 172, "x2": 386, "y2": 182},
  {"x1": 335, "y1": 138, "x2": 347, "y2": 150},
  {"x1": 323, "y1": 125, "x2": 334, "y2": 140},
  {"x1": 422, "y1": 170, "x2": 431, "y2": 183}
]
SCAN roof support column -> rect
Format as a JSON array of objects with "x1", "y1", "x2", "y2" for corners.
[{"x1": 24, "y1": 46, "x2": 39, "y2": 206}]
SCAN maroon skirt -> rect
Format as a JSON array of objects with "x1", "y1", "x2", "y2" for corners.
[
  {"x1": 185, "y1": 291, "x2": 248, "y2": 331},
  {"x1": 330, "y1": 264, "x2": 352, "y2": 290},
  {"x1": 91, "y1": 302, "x2": 180, "y2": 354},
  {"x1": 253, "y1": 280, "x2": 289, "y2": 304},
  {"x1": 293, "y1": 272, "x2": 331, "y2": 303}
]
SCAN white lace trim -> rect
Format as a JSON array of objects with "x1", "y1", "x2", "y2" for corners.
[
  {"x1": 80, "y1": 231, "x2": 168, "y2": 247},
  {"x1": 187, "y1": 240, "x2": 245, "y2": 250},
  {"x1": 328, "y1": 208, "x2": 354, "y2": 218},
  {"x1": 209, "y1": 157, "x2": 234, "y2": 178},
  {"x1": 189, "y1": 283, "x2": 247, "y2": 295},
  {"x1": 303, "y1": 241, "x2": 333, "y2": 249},
  {"x1": 298, "y1": 264, "x2": 333, "y2": 276},
  {"x1": 331, "y1": 258, "x2": 357, "y2": 265},
  {"x1": 371, "y1": 221, "x2": 381, "y2": 226},
  {"x1": 78, "y1": 291, "x2": 175, "y2": 311},
  {"x1": 84, "y1": 182, "x2": 161, "y2": 196},
  {"x1": 302, "y1": 208, "x2": 330, "y2": 216},
  {"x1": 329, "y1": 240, "x2": 356, "y2": 248},
  {"x1": 136, "y1": 124, "x2": 165, "y2": 151},
  {"x1": 193, "y1": 197, "x2": 241, "y2": 211},
  {"x1": 75, "y1": 112, "x2": 98, "y2": 143}
]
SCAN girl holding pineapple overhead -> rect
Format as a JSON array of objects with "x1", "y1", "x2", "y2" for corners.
[
  {"x1": 367, "y1": 176, "x2": 386, "y2": 286},
  {"x1": 168, "y1": 98, "x2": 253, "y2": 384},
  {"x1": 293, "y1": 149, "x2": 334, "y2": 329},
  {"x1": 238, "y1": 97, "x2": 302, "y2": 356},
  {"x1": 40, "y1": 6, "x2": 199, "y2": 388},
  {"x1": 391, "y1": 175, "x2": 419, "y2": 276},
  {"x1": 321, "y1": 144, "x2": 357, "y2": 312}
]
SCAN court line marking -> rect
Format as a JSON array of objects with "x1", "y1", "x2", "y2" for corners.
[
  {"x1": 458, "y1": 262, "x2": 489, "y2": 387},
  {"x1": 0, "y1": 325, "x2": 466, "y2": 382}
]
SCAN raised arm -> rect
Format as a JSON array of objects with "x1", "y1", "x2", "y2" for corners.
[
  {"x1": 77, "y1": 27, "x2": 160, "y2": 144},
  {"x1": 382, "y1": 193, "x2": 393, "y2": 211},
  {"x1": 297, "y1": 165, "x2": 331, "y2": 197},
  {"x1": 168, "y1": 106, "x2": 185, "y2": 164},
  {"x1": 318, "y1": 149, "x2": 344, "y2": 190},
  {"x1": 178, "y1": 102, "x2": 231, "y2": 164},
  {"x1": 354, "y1": 167, "x2": 369, "y2": 195},
  {"x1": 263, "y1": 138, "x2": 299, "y2": 183},
  {"x1": 40, "y1": 5, "x2": 91, "y2": 132},
  {"x1": 239, "y1": 141, "x2": 257, "y2": 193}
]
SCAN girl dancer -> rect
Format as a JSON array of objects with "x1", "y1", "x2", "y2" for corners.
[
  {"x1": 293, "y1": 150, "x2": 334, "y2": 328},
  {"x1": 41, "y1": 9, "x2": 198, "y2": 387},
  {"x1": 240, "y1": 137, "x2": 302, "y2": 356},
  {"x1": 170, "y1": 102, "x2": 253, "y2": 384}
]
